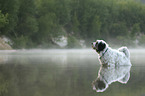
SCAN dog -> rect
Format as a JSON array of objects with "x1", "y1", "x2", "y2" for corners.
[
  {"x1": 92, "y1": 40, "x2": 131, "y2": 66},
  {"x1": 92, "y1": 65, "x2": 131, "y2": 92}
]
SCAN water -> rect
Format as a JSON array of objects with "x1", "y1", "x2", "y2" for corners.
[{"x1": 0, "y1": 49, "x2": 145, "y2": 96}]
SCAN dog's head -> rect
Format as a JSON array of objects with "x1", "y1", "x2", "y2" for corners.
[
  {"x1": 92, "y1": 40, "x2": 107, "y2": 53},
  {"x1": 92, "y1": 78, "x2": 108, "y2": 92}
]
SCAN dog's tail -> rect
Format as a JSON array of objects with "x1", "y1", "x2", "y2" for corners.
[{"x1": 118, "y1": 47, "x2": 130, "y2": 58}]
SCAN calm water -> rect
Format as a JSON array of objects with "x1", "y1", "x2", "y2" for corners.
[{"x1": 0, "y1": 49, "x2": 144, "y2": 96}]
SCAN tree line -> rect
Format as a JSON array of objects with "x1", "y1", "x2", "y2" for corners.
[{"x1": 0, "y1": 0, "x2": 145, "y2": 48}]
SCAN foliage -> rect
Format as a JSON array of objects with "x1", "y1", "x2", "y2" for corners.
[
  {"x1": 67, "y1": 36, "x2": 81, "y2": 48},
  {"x1": 0, "y1": 0, "x2": 19, "y2": 35},
  {"x1": 138, "y1": 34, "x2": 145, "y2": 46},
  {"x1": 130, "y1": 23, "x2": 140, "y2": 40},
  {"x1": 0, "y1": 0, "x2": 145, "y2": 48},
  {"x1": 12, "y1": 36, "x2": 29, "y2": 49},
  {"x1": 0, "y1": 11, "x2": 8, "y2": 28}
]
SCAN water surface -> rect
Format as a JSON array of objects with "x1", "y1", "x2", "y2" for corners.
[{"x1": 0, "y1": 49, "x2": 144, "y2": 96}]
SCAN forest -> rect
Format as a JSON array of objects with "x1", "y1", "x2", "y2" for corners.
[{"x1": 0, "y1": 0, "x2": 145, "y2": 48}]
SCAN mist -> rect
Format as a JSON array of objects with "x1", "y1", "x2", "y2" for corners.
[
  {"x1": 0, "y1": 0, "x2": 145, "y2": 95},
  {"x1": 0, "y1": 48, "x2": 145, "y2": 65}
]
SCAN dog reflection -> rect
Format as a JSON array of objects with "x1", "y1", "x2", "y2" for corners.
[{"x1": 92, "y1": 65, "x2": 131, "y2": 92}]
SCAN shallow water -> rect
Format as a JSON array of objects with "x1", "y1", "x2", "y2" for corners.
[{"x1": 0, "y1": 49, "x2": 144, "y2": 96}]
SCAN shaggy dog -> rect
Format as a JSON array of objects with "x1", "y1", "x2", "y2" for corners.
[
  {"x1": 92, "y1": 65, "x2": 131, "y2": 92},
  {"x1": 92, "y1": 40, "x2": 131, "y2": 66}
]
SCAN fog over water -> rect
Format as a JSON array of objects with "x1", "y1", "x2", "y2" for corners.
[
  {"x1": 0, "y1": 48, "x2": 145, "y2": 65},
  {"x1": 0, "y1": 49, "x2": 144, "y2": 96}
]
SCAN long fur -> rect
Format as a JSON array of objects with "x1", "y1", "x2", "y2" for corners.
[
  {"x1": 92, "y1": 65, "x2": 131, "y2": 92},
  {"x1": 92, "y1": 40, "x2": 131, "y2": 66}
]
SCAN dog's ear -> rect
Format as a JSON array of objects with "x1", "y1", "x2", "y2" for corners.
[{"x1": 98, "y1": 41, "x2": 106, "y2": 51}]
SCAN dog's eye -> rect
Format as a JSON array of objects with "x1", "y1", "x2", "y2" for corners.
[{"x1": 95, "y1": 42, "x2": 98, "y2": 47}]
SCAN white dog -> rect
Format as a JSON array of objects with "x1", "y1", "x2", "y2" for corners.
[
  {"x1": 92, "y1": 65, "x2": 131, "y2": 92},
  {"x1": 92, "y1": 40, "x2": 131, "y2": 66}
]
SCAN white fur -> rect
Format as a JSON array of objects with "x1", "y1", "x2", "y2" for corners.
[
  {"x1": 93, "y1": 65, "x2": 131, "y2": 92},
  {"x1": 92, "y1": 40, "x2": 132, "y2": 92},
  {"x1": 96, "y1": 40, "x2": 131, "y2": 66}
]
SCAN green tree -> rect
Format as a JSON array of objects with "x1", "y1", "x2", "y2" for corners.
[
  {"x1": 110, "y1": 22, "x2": 128, "y2": 38},
  {"x1": 36, "y1": 0, "x2": 66, "y2": 47},
  {"x1": 0, "y1": 10, "x2": 8, "y2": 28},
  {"x1": 0, "y1": 0, "x2": 145, "y2": 48},
  {"x1": 67, "y1": 36, "x2": 81, "y2": 48},
  {"x1": 37, "y1": 13, "x2": 60, "y2": 43},
  {"x1": 55, "y1": 0, "x2": 71, "y2": 26},
  {"x1": 89, "y1": 16, "x2": 101, "y2": 39},
  {"x1": 131, "y1": 23, "x2": 140, "y2": 40},
  {"x1": 14, "y1": 0, "x2": 38, "y2": 48},
  {"x1": 0, "y1": 0, "x2": 19, "y2": 36},
  {"x1": 138, "y1": 34, "x2": 145, "y2": 46},
  {"x1": 71, "y1": 12, "x2": 80, "y2": 36}
]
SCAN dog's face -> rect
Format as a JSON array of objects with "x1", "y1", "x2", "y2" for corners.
[
  {"x1": 92, "y1": 78, "x2": 107, "y2": 92},
  {"x1": 92, "y1": 40, "x2": 106, "y2": 52}
]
